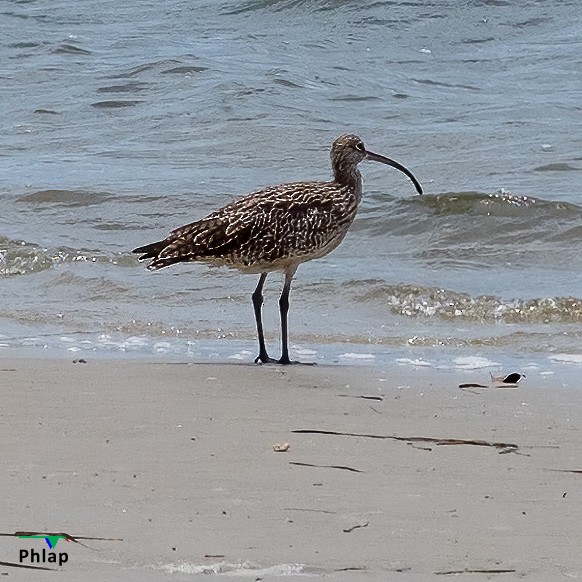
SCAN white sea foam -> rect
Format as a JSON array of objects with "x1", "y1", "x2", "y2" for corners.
[
  {"x1": 118, "y1": 336, "x2": 149, "y2": 351},
  {"x1": 20, "y1": 337, "x2": 44, "y2": 346},
  {"x1": 153, "y1": 341, "x2": 171, "y2": 353},
  {"x1": 158, "y1": 561, "x2": 312, "y2": 576},
  {"x1": 338, "y1": 352, "x2": 375, "y2": 360},
  {"x1": 452, "y1": 356, "x2": 500, "y2": 370},
  {"x1": 548, "y1": 354, "x2": 582, "y2": 365},
  {"x1": 395, "y1": 358, "x2": 434, "y2": 367},
  {"x1": 292, "y1": 346, "x2": 317, "y2": 356},
  {"x1": 228, "y1": 350, "x2": 252, "y2": 360}
]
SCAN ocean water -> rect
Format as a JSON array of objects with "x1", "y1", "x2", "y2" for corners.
[{"x1": 1, "y1": 0, "x2": 581, "y2": 370}]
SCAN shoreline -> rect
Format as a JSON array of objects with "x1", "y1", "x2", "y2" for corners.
[
  {"x1": 1, "y1": 336, "x2": 581, "y2": 372},
  {"x1": 1, "y1": 357, "x2": 581, "y2": 580}
]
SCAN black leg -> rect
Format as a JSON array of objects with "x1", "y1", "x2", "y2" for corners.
[
  {"x1": 277, "y1": 268, "x2": 296, "y2": 365},
  {"x1": 252, "y1": 273, "x2": 275, "y2": 364}
]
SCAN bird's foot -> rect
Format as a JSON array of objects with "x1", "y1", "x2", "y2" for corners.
[
  {"x1": 277, "y1": 356, "x2": 316, "y2": 366},
  {"x1": 254, "y1": 353, "x2": 277, "y2": 364},
  {"x1": 278, "y1": 358, "x2": 299, "y2": 365},
  {"x1": 255, "y1": 354, "x2": 317, "y2": 366}
]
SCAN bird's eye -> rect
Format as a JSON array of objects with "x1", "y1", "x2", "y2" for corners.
[{"x1": 355, "y1": 142, "x2": 365, "y2": 152}]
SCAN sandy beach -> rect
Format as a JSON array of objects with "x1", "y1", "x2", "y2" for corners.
[{"x1": 1, "y1": 357, "x2": 581, "y2": 581}]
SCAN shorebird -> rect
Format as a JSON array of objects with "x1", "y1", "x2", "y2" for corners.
[{"x1": 133, "y1": 134, "x2": 423, "y2": 364}]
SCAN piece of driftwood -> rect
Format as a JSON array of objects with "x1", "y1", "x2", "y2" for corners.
[
  {"x1": 0, "y1": 531, "x2": 123, "y2": 550},
  {"x1": 283, "y1": 507, "x2": 337, "y2": 514},
  {"x1": 289, "y1": 461, "x2": 362, "y2": 473},
  {"x1": 0, "y1": 560, "x2": 56, "y2": 571},
  {"x1": 492, "y1": 372, "x2": 525, "y2": 384},
  {"x1": 338, "y1": 394, "x2": 384, "y2": 401},
  {"x1": 459, "y1": 372, "x2": 525, "y2": 390},
  {"x1": 292, "y1": 429, "x2": 518, "y2": 452},
  {"x1": 343, "y1": 522, "x2": 369, "y2": 533},
  {"x1": 436, "y1": 568, "x2": 516, "y2": 575}
]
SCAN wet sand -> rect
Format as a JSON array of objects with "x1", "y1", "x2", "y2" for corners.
[{"x1": 1, "y1": 357, "x2": 581, "y2": 581}]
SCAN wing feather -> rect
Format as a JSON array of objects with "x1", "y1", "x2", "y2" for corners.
[{"x1": 133, "y1": 181, "x2": 355, "y2": 270}]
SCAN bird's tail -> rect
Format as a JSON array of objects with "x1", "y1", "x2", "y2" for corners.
[
  {"x1": 133, "y1": 217, "x2": 225, "y2": 270},
  {"x1": 133, "y1": 239, "x2": 199, "y2": 270},
  {"x1": 132, "y1": 240, "x2": 166, "y2": 262}
]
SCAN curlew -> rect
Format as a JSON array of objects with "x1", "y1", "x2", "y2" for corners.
[{"x1": 133, "y1": 134, "x2": 423, "y2": 364}]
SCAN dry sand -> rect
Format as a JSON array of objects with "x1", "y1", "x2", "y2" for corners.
[{"x1": 1, "y1": 357, "x2": 581, "y2": 581}]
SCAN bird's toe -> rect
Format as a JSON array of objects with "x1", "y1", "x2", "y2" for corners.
[{"x1": 255, "y1": 354, "x2": 277, "y2": 364}]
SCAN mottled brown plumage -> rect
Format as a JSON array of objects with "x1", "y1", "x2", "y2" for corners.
[{"x1": 133, "y1": 134, "x2": 422, "y2": 364}]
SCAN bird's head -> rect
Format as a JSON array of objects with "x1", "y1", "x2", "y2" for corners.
[
  {"x1": 331, "y1": 134, "x2": 423, "y2": 195},
  {"x1": 331, "y1": 134, "x2": 368, "y2": 166}
]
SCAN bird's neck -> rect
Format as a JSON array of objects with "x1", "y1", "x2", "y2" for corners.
[{"x1": 333, "y1": 163, "x2": 363, "y2": 201}]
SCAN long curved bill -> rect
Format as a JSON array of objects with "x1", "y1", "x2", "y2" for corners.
[{"x1": 366, "y1": 150, "x2": 423, "y2": 195}]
